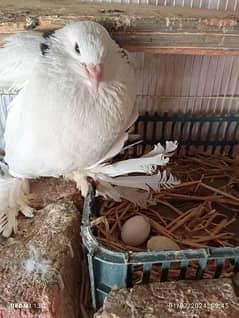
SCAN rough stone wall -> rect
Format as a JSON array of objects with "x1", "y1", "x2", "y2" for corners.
[
  {"x1": 95, "y1": 277, "x2": 239, "y2": 318},
  {"x1": 0, "y1": 178, "x2": 85, "y2": 318}
]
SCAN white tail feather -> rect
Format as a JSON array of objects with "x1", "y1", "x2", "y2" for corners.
[
  {"x1": 88, "y1": 141, "x2": 180, "y2": 204},
  {"x1": 89, "y1": 140, "x2": 178, "y2": 178},
  {"x1": 95, "y1": 171, "x2": 180, "y2": 208},
  {"x1": 96, "y1": 180, "x2": 122, "y2": 202},
  {"x1": 90, "y1": 154, "x2": 169, "y2": 177},
  {"x1": 98, "y1": 171, "x2": 180, "y2": 192},
  {"x1": 143, "y1": 141, "x2": 178, "y2": 158}
]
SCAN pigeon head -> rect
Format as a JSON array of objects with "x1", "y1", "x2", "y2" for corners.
[{"x1": 54, "y1": 21, "x2": 115, "y2": 91}]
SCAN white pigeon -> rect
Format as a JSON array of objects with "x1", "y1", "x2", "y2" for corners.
[
  {"x1": 0, "y1": 21, "x2": 138, "y2": 237},
  {"x1": 0, "y1": 21, "x2": 179, "y2": 238}
]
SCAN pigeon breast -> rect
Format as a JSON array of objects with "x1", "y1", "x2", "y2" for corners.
[{"x1": 4, "y1": 45, "x2": 136, "y2": 178}]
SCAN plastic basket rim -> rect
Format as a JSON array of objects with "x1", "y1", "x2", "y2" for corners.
[
  {"x1": 81, "y1": 112, "x2": 239, "y2": 265},
  {"x1": 81, "y1": 186, "x2": 239, "y2": 265}
]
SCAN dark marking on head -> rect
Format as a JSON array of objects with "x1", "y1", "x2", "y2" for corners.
[
  {"x1": 40, "y1": 43, "x2": 49, "y2": 56},
  {"x1": 42, "y1": 30, "x2": 56, "y2": 39},
  {"x1": 119, "y1": 49, "x2": 130, "y2": 64}
]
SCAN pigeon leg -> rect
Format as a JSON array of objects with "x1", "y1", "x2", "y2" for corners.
[
  {"x1": 65, "y1": 171, "x2": 89, "y2": 197},
  {"x1": 0, "y1": 175, "x2": 34, "y2": 237}
]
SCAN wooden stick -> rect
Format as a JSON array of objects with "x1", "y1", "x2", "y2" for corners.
[
  {"x1": 189, "y1": 233, "x2": 234, "y2": 243},
  {"x1": 147, "y1": 209, "x2": 168, "y2": 227},
  {"x1": 136, "y1": 211, "x2": 176, "y2": 238},
  {"x1": 152, "y1": 199, "x2": 183, "y2": 216},
  {"x1": 172, "y1": 180, "x2": 201, "y2": 189},
  {"x1": 200, "y1": 182, "x2": 239, "y2": 204},
  {"x1": 159, "y1": 192, "x2": 221, "y2": 201},
  {"x1": 211, "y1": 218, "x2": 236, "y2": 235},
  {"x1": 166, "y1": 204, "x2": 205, "y2": 231},
  {"x1": 109, "y1": 203, "x2": 131, "y2": 235}
]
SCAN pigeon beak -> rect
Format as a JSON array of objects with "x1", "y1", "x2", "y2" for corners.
[{"x1": 83, "y1": 63, "x2": 102, "y2": 91}]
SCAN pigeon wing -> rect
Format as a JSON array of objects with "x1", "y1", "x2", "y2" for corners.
[{"x1": 0, "y1": 32, "x2": 45, "y2": 92}]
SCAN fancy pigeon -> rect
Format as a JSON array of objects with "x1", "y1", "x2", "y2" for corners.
[
  {"x1": 0, "y1": 21, "x2": 178, "y2": 238},
  {"x1": 0, "y1": 21, "x2": 138, "y2": 236}
]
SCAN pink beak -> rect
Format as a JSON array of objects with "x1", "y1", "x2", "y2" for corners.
[{"x1": 83, "y1": 63, "x2": 102, "y2": 91}]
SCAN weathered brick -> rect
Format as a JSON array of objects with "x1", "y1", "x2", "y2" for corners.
[
  {"x1": 0, "y1": 178, "x2": 83, "y2": 318},
  {"x1": 95, "y1": 277, "x2": 239, "y2": 318}
]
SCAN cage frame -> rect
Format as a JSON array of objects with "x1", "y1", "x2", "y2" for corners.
[
  {"x1": 81, "y1": 113, "x2": 239, "y2": 310},
  {"x1": 1, "y1": 1, "x2": 239, "y2": 55}
]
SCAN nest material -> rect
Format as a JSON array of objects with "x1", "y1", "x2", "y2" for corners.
[{"x1": 90, "y1": 152, "x2": 239, "y2": 282}]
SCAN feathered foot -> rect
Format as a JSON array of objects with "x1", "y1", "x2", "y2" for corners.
[
  {"x1": 65, "y1": 171, "x2": 89, "y2": 197},
  {"x1": 0, "y1": 163, "x2": 33, "y2": 237}
]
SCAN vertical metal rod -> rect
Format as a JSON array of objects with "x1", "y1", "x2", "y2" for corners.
[
  {"x1": 225, "y1": 0, "x2": 229, "y2": 10},
  {"x1": 196, "y1": 258, "x2": 207, "y2": 279},
  {"x1": 152, "y1": 112, "x2": 157, "y2": 143},
  {"x1": 228, "y1": 57, "x2": 239, "y2": 112},
  {"x1": 234, "y1": 256, "x2": 239, "y2": 272},
  {"x1": 192, "y1": 55, "x2": 204, "y2": 113},
  {"x1": 186, "y1": 56, "x2": 196, "y2": 112},
  {"x1": 180, "y1": 56, "x2": 187, "y2": 113},
  {"x1": 214, "y1": 258, "x2": 224, "y2": 278},
  {"x1": 143, "y1": 263, "x2": 152, "y2": 283},
  {"x1": 221, "y1": 121, "x2": 233, "y2": 154},
  {"x1": 87, "y1": 254, "x2": 97, "y2": 310},
  {"x1": 213, "y1": 56, "x2": 226, "y2": 113},
  {"x1": 180, "y1": 260, "x2": 189, "y2": 279},
  {"x1": 212, "y1": 120, "x2": 224, "y2": 154},
  {"x1": 200, "y1": 56, "x2": 211, "y2": 112},
  {"x1": 221, "y1": 56, "x2": 234, "y2": 113},
  {"x1": 233, "y1": 0, "x2": 238, "y2": 11},
  {"x1": 160, "y1": 261, "x2": 170, "y2": 282},
  {"x1": 140, "y1": 52, "x2": 146, "y2": 114},
  {"x1": 229, "y1": 123, "x2": 239, "y2": 157},
  {"x1": 205, "y1": 56, "x2": 219, "y2": 112}
]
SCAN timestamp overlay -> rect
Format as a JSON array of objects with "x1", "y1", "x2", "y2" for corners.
[{"x1": 168, "y1": 302, "x2": 230, "y2": 311}]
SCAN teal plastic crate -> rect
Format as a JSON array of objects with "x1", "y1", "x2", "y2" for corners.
[{"x1": 81, "y1": 113, "x2": 239, "y2": 310}]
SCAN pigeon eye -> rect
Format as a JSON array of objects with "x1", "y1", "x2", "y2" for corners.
[{"x1": 75, "y1": 43, "x2": 81, "y2": 55}]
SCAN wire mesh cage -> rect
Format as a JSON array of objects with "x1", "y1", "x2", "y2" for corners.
[
  {"x1": 132, "y1": 54, "x2": 239, "y2": 115},
  {"x1": 132, "y1": 113, "x2": 239, "y2": 157}
]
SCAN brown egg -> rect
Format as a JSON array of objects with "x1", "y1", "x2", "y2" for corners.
[
  {"x1": 147, "y1": 236, "x2": 180, "y2": 251},
  {"x1": 121, "y1": 215, "x2": 151, "y2": 246}
]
